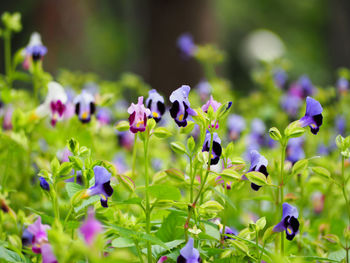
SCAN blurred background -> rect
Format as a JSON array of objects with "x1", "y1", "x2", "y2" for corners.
[{"x1": 1, "y1": 0, "x2": 350, "y2": 95}]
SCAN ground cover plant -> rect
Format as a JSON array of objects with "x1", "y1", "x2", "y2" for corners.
[{"x1": 1, "y1": 11, "x2": 350, "y2": 263}]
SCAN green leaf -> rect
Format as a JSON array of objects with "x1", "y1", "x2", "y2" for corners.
[
  {"x1": 219, "y1": 168, "x2": 241, "y2": 181},
  {"x1": 156, "y1": 212, "x2": 186, "y2": 242},
  {"x1": 67, "y1": 138, "x2": 79, "y2": 155},
  {"x1": 180, "y1": 121, "x2": 195, "y2": 134},
  {"x1": 115, "y1": 120, "x2": 130, "y2": 132},
  {"x1": 50, "y1": 157, "x2": 60, "y2": 176},
  {"x1": 148, "y1": 184, "x2": 181, "y2": 201},
  {"x1": 65, "y1": 183, "x2": 84, "y2": 199},
  {"x1": 69, "y1": 155, "x2": 83, "y2": 171},
  {"x1": 140, "y1": 233, "x2": 169, "y2": 250},
  {"x1": 58, "y1": 162, "x2": 73, "y2": 176},
  {"x1": 187, "y1": 136, "x2": 196, "y2": 154},
  {"x1": 284, "y1": 121, "x2": 305, "y2": 139},
  {"x1": 231, "y1": 240, "x2": 249, "y2": 254},
  {"x1": 200, "y1": 200, "x2": 224, "y2": 212},
  {"x1": 0, "y1": 246, "x2": 25, "y2": 262},
  {"x1": 245, "y1": 171, "x2": 268, "y2": 186},
  {"x1": 292, "y1": 159, "x2": 308, "y2": 175},
  {"x1": 336, "y1": 134, "x2": 345, "y2": 149},
  {"x1": 153, "y1": 127, "x2": 172, "y2": 138},
  {"x1": 165, "y1": 168, "x2": 185, "y2": 182},
  {"x1": 256, "y1": 217, "x2": 266, "y2": 231},
  {"x1": 224, "y1": 142, "x2": 234, "y2": 158},
  {"x1": 311, "y1": 166, "x2": 331, "y2": 179},
  {"x1": 117, "y1": 174, "x2": 135, "y2": 192},
  {"x1": 111, "y1": 237, "x2": 135, "y2": 248},
  {"x1": 216, "y1": 101, "x2": 232, "y2": 120},
  {"x1": 170, "y1": 142, "x2": 187, "y2": 155}
]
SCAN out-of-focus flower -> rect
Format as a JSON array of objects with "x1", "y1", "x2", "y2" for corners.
[
  {"x1": 23, "y1": 32, "x2": 47, "y2": 69},
  {"x1": 74, "y1": 90, "x2": 96, "y2": 123},
  {"x1": 273, "y1": 68, "x2": 287, "y2": 88},
  {"x1": 227, "y1": 114, "x2": 246, "y2": 141},
  {"x1": 202, "y1": 95, "x2": 222, "y2": 129},
  {"x1": 146, "y1": 89, "x2": 166, "y2": 123},
  {"x1": 32, "y1": 81, "x2": 67, "y2": 126},
  {"x1": 243, "y1": 150, "x2": 268, "y2": 191},
  {"x1": 80, "y1": 207, "x2": 102, "y2": 246},
  {"x1": 96, "y1": 108, "x2": 112, "y2": 125},
  {"x1": 202, "y1": 132, "x2": 222, "y2": 165},
  {"x1": 298, "y1": 96, "x2": 323, "y2": 135},
  {"x1": 41, "y1": 243, "x2": 58, "y2": 263},
  {"x1": 298, "y1": 75, "x2": 315, "y2": 98},
  {"x1": 117, "y1": 130, "x2": 135, "y2": 151},
  {"x1": 22, "y1": 228, "x2": 34, "y2": 246},
  {"x1": 82, "y1": 166, "x2": 113, "y2": 208},
  {"x1": 157, "y1": 256, "x2": 168, "y2": 263},
  {"x1": 286, "y1": 137, "x2": 305, "y2": 164},
  {"x1": 27, "y1": 217, "x2": 50, "y2": 253},
  {"x1": 3, "y1": 105, "x2": 13, "y2": 130},
  {"x1": 281, "y1": 95, "x2": 302, "y2": 117},
  {"x1": 177, "y1": 238, "x2": 201, "y2": 263},
  {"x1": 113, "y1": 154, "x2": 129, "y2": 174},
  {"x1": 169, "y1": 85, "x2": 197, "y2": 127},
  {"x1": 312, "y1": 192, "x2": 325, "y2": 214},
  {"x1": 317, "y1": 143, "x2": 329, "y2": 156},
  {"x1": 246, "y1": 118, "x2": 266, "y2": 151},
  {"x1": 273, "y1": 203, "x2": 299, "y2": 241},
  {"x1": 177, "y1": 33, "x2": 197, "y2": 58},
  {"x1": 335, "y1": 116, "x2": 346, "y2": 136},
  {"x1": 39, "y1": 177, "x2": 50, "y2": 191},
  {"x1": 337, "y1": 77, "x2": 348, "y2": 94},
  {"x1": 127, "y1": 97, "x2": 151, "y2": 133},
  {"x1": 196, "y1": 81, "x2": 212, "y2": 102}
]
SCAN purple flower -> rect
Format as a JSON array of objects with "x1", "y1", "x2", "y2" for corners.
[
  {"x1": 177, "y1": 238, "x2": 201, "y2": 263},
  {"x1": 83, "y1": 166, "x2": 113, "y2": 208},
  {"x1": 227, "y1": 114, "x2": 246, "y2": 141},
  {"x1": 96, "y1": 108, "x2": 112, "y2": 125},
  {"x1": 27, "y1": 217, "x2": 50, "y2": 254},
  {"x1": 201, "y1": 95, "x2": 221, "y2": 113},
  {"x1": 158, "y1": 256, "x2": 168, "y2": 263},
  {"x1": 298, "y1": 96, "x2": 323, "y2": 135},
  {"x1": 169, "y1": 85, "x2": 197, "y2": 127},
  {"x1": 286, "y1": 137, "x2": 305, "y2": 164},
  {"x1": 25, "y1": 32, "x2": 47, "y2": 62},
  {"x1": 22, "y1": 228, "x2": 34, "y2": 246},
  {"x1": 113, "y1": 154, "x2": 129, "y2": 174},
  {"x1": 196, "y1": 81, "x2": 212, "y2": 102},
  {"x1": 337, "y1": 77, "x2": 348, "y2": 94},
  {"x1": 41, "y1": 243, "x2": 58, "y2": 263},
  {"x1": 335, "y1": 116, "x2": 346, "y2": 136},
  {"x1": 3, "y1": 105, "x2": 13, "y2": 130},
  {"x1": 74, "y1": 90, "x2": 96, "y2": 123},
  {"x1": 202, "y1": 132, "x2": 222, "y2": 165},
  {"x1": 39, "y1": 177, "x2": 50, "y2": 191},
  {"x1": 317, "y1": 143, "x2": 329, "y2": 156},
  {"x1": 177, "y1": 33, "x2": 197, "y2": 58},
  {"x1": 117, "y1": 130, "x2": 135, "y2": 151},
  {"x1": 146, "y1": 89, "x2": 166, "y2": 123},
  {"x1": 298, "y1": 75, "x2": 315, "y2": 97},
  {"x1": 243, "y1": 150, "x2": 268, "y2": 191},
  {"x1": 273, "y1": 203, "x2": 299, "y2": 241},
  {"x1": 80, "y1": 207, "x2": 102, "y2": 246},
  {"x1": 273, "y1": 68, "x2": 287, "y2": 88},
  {"x1": 281, "y1": 95, "x2": 302, "y2": 117},
  {"x1": 127, "y1": 97, "x2": 151, "y2": 133}
]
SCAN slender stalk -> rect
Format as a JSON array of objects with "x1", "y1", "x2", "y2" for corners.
[
  {"x1": 64, "y1": 204, "x2": 74, "y2": 227},
  {"x1": 132, "y1": 133, "x2": 138, "y2": 177},
  {"x1": 134, "y1": 240, "x2": 144, "y2": 263},
  {"x1": 255, "y1": 230, "x2": 259, "y2": 262},
  {"x1": 189, "y1": 157, "x2": 194, "y2": 203},
  {"x1": 33, "y1": 62, "x2": 40, "y2": 103},
  {"x1": 279, "y1": 142, "x2": 287, "y2": 256},
  {"x1": 341, "y1": 156, "x2": 350, "y2": 263},
  {"x1": 4, "y1": 30, "x2": 12, "y2": 85},
  {"x1": 221, "y1": 184, "x2": 229, "y2": 244},
  {"x1": 143, "y1": 137, "x2": 152, "y2": 263}
]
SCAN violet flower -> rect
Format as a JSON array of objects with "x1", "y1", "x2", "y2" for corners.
[
  {"x1": 96, "y1": 108, "x2": 112, "y2": 125},
  {"x1": 117, "y1": 130, "x2": 135, "y2": 151},
  {"x1": 127, "y1": 96, "x2": 151, "y2": 133},
  {"x1": 227, "y1": 114, "x2": 246, "y2": 141},
  {"x1": 83, "y1": 166, "x2": 113, "y2": 208},
  {"x1": 273, "y1": 68, "x2": 287, "y2": 88},
  {"x1": 3, "y1": 105, "x2": 13, "y2": 130},
  {"x1": 286, "y1": 137, "x2": 305, "y2": 164},
  {"x1": 27, "y1": 217, "x2": 50, "y2": 253},
  {"x1": 39, "y1": 177, "x2": 50, "y2": 191},
  {"x1": 41, "y1": 243, "x2": 58, "y2": 263},
  {"x1": 177, "y1": 33, "x2": 197, "y2": 58},
  {"x1": 317, "y1": 143, "x2": 329, "y2": 156},
  {"x1": 177, "y1": 238, "x2": 201, "y2": 263},
  {"x1": 246, "y1": 118, "x2": 266, "y2": 152},
  {"x1": 298, "y1": 96, "x2": 323, "y2": 135},
  {"x1": 202, "y1": 132, "x2": 222, "y2": 165},
  {"x1": 23, "y1": 32, "x2": 47, "y2": 69},
  {"x1": 74, "y1": 90, "x2": 96, "y2": 123},
  {"x1": 202, "y1": 95, "x2": 222, "y2": 129},
  {"x1": 335, "y1": 116, "x2": 346, "y2": 136},
  {"x1": 337, "y1": 77, "x2": 348, "y2": 94},
  {"x1": 196, "y1": 81, "x2": 212, "y2": 102},
  {"x1": 80, "y1": 207, "x2": 102, "y2": 245},
  {"x1": 281, "y1": 94, "x2": 302, "y2": 117},
  {"x1": 22, "y1": 228, "x2": 34, "y2": 246},
  {"x1": 169, "y1": 85, "x2": 197, "y2": 127},
  {"x1": 243, "y1": 150, "x2": 268, "y2": 191},
  {"x1": 298, "y1": 75, "x2": 315, "y2": 98},
  {"x1": 33, "y1": 81, "x2": 67, "y2": 126},
  {"x1": 146, "y1": 89, "x2": 166, "y2": 123},
  {"x1": 273, "y1": 203, "x2": 300, "y2": 241}
]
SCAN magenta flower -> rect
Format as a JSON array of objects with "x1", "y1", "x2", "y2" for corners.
[
  {"x1": 127, "y1": 97, "x2": 151, "y2": 133},
  {"x1": 157, "y1": 256, "x2": 168, "y2": 263},
  {"x1": 41, "y1": 243, "x2": 58, "y2": 263},
  {"x1": 80, "y1": 207, "x2": 102, "y2": 245},
  {"x1": 273, "y1": 203, "x2": 299, "y2": 241},
  {"x1": 74, "y1": 90, "x2": 96, "y2": 123},
  {"x1": 169, "y1": 85, "x2": 197, "y2": 127},
  {"x1": 146, "y1": 89, "x2": 166, "y2": 123},
  {"x1": 96, "y1": 108, "x2": 112, "y2": 125},
  {"x1": 83, "y1": 166, "x2": 113, "y2": 208},
  {"x1": 242, "y1": 150, "x2": 268, "y2": 191},
  {"x1": 298, "y1": 96, "x2": 323, "y2": 135},
  {"x1": 201, "y1": 95, "x2": 221, "y2": 112},
  {"x1": 202, "y1": 132, "x2": 222, "y2": 165},
  {"x1": 177, "y1": 238, "x2": 201, "y2": 263},
  {"x1": 27, "y1": 217, "x2": 50, "y2": 254}
]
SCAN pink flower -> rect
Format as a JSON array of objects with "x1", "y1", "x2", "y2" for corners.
[
  {"x1": 27, "y1": 217, "x2": 50, "y2": 254},
  {"x1": 80, "y1": 207, "x2": 102, "y2": 245},
  {"x1": 127, "y1": 97, "x2": 151, "y2": 133},
  {"x1": 201, "y1": 95, "x2": 221, "y2": 112}
]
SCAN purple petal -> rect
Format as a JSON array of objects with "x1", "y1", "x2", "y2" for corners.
[{"x1": 305, "y1": 96, "x2": 323, "y2": 117}]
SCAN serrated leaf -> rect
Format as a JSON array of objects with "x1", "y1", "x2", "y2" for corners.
[
  {"x1": 118, "y1": 174, "x2": 135, "y2": 192},
  {"x1": 165, "y1": 168, "x2": 185, "y2": 182},
  {"x1": 200, "y1": 200, "x2": 224, "y2": 212}
]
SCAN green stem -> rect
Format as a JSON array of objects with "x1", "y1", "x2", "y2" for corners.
[
  {"x1": 143, "y1": 137, "x2": 152, "y2": 263},
  {"x1": 63, "y1": 204, "x2": 74, "y2": 228},
  {"x1": 189, "y1": 157, "x2": 194, "y2": 203},
  {"x1": 341, "y1": 156, "x2": 350, "y2": 263},
  {"x1": 33, "y1": 62, "x2": 40, "y2": 103},
  {"x1": 132, "y1": 133, "x2": 138, "y2": 178},
  {"x1": 221, "y1": 185, "x2": 229, "y2": 244},
  {"x1": 134, "y1": 240, "x2": 144, "y2": 263},
  {"x1": 4, "y1": 30, "x2": 12, "y2": 86},
  {"x1": 279, "y1": 142, "x2": 287, "y2": 256},
  {"x1": 255, "y1": 230, "x2": 259, "y2": 262}
]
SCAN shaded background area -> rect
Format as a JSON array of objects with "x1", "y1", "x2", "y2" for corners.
[{"x1": 1, "y1": 0, "x2": 350, "y2": 95}]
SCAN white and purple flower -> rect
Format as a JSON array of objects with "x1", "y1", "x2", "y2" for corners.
[
  {"x1": 202, "y1": 132, "x2": 222, "y2": 165},
  {"x1": 243, "y1": 150, "x2": 268, "y2": 191},
  {"x1": 74, "y1": 90, "x2": 96, "y2": 123},
  {"x1": 146, "y1": 89, "x2": 166, "y2": 123},
  {"x1": 128, "y1": 96, "x2": 151, "y2": 133},
  {"x1": 23, "y1": 32, "x2": 47, "y2": 69},
  {"x1": 298, "y1": 96, "x2": 323, "y2": 135}
]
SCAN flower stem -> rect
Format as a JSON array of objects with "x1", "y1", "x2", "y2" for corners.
[
  {"x1": 32, "y1": 62, "x2": 40, "y2": 103},
  {"x1": 132, "y1": 133, "x2": 138, "y2": 178},
  {"x1": 143, "y1": 136, "x2": 152, "y2": 263},
  {"x1": 341, "y1": 156, "x2": 350, "y2": 263},
  {"x1": 189, "y1": 157, "x2": 194, "y2": 203},
  {"x1": 4, "y1": 30, "x2": 12, "y2": 88},
  {"x1": 279, "y1": 142, "x2": 287, "y2": 256}
]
